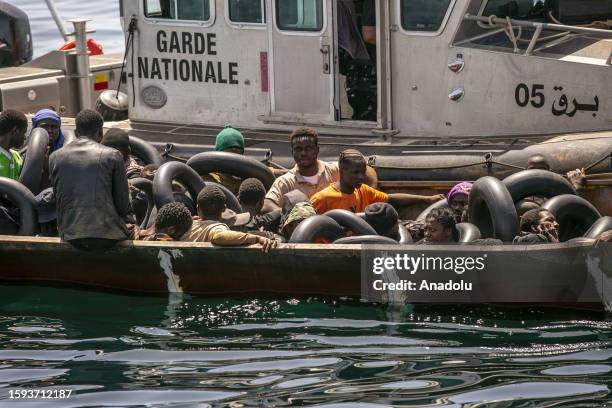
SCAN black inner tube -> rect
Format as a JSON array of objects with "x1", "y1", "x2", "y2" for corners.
[
  {"x1": 456, "y1": 222, "x2": 482, "y2": 244},
  {"x1": 503, "y1": 169, "x2": 576, "y2": 202},
  {"x1": 187, "y1": 151, "x2": 275, "y2": 190},
  {"x1": 19, "y1": 128, "x2": 49, "y2": 196},
  {"x1": 0, "y1": 177, "x2": 38, "y2": 236},
  {"x1": 289, "y1": 215, "x2": 345, "y2": 243},
  {"x1": 417, "y1": 198, "x2": 448, "y2": 221},
  {"x1": 129, "y1": 178, "x2": 154, "y2": 229},
  {"x1": 333, "y1": 235, "x2": 399, "y2": 245},
  {"x1": 584, "y1": 216, "x2": 612, "y2": 239},
  {"x1": 129, "y1": 136, "x2": 163, "y2": 166},
  {"x1": 468, "y1": 176, "x2": 518, "y2": 242},
  {"x1": 324, "y1": 209, "x2": 377, "y2": 236},
  {"x1": 398, "y1": 223, "x2": 412, "y2": 244}
]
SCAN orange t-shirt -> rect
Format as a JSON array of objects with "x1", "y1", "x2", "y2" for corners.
[{"x1": 310, "y1": 183, "x2": 389, "y2": 214}]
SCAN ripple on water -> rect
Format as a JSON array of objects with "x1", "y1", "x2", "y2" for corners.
[{"x1": 542, "y1": 364, "x2": 612, "y2": 376}]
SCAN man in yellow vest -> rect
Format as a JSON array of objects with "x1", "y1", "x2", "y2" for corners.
[{"x1": 0, "y1": 109, "x2": 27, "y2": 180}]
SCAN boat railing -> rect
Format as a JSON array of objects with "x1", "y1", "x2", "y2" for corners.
[{"x1": 461, "y1": 13, "x2": 612, "y2": 64}]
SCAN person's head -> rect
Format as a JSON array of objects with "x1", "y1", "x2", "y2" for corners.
[
  {"x1": 424, "y1": 207, "x2": 457, "y2": 243},
  {"x1": 238, "y1": 178, "x2": 266, "y2": 215},
  {"x1": 101, "y1": 128, "x2": 130, "y2": 162},
  {"x1": 75, "y1": 109, "x2": 104, "y2": 142},
  {"x1": 526, "y1": 154, "x2": 550, "y2": 171},
  {"x1": 281, "y1": 201, "x2": 316, "y2": 240},
  {"x1": 197, "y1": 185, "x2": 226, "y2": 220},
  {"x1": 32, "y1": 109, "x2": 62, "y2": 148},
  {"x1": 290, "y1": 128, "x2": 319, "y2": 171},
  {"x1": 519, "y1": 208, "x2": 559, "y2": 241},
  {"x1": 155, "y1": 202, "x2": 193, "y2": 240},
  {"x1": 338, "y1": 149, "x2": 367, "y2": 191},
  {"x1": 447, "y1": 182, "x2": 472, "y2": 222},
  {"x1": 365, "y1": 202, "x2": 399, "y2": 239},
  {"x1": 515, "y1": 196, "x2": 546, "y2": 217},
  {"x1": 140, "y1": 164, "x2": 159, "y2": 181},
  {"x1": 215, "y1": 124, "x2": 244, "y2": 154},
  {"x1": 0, "y1": 109, "x2": 28, "y2": 149}
]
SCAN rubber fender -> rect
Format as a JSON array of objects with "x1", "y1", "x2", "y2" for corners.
[
  {"x1": 542, "y1": 194, "x2": 601, "y2": 241},
  {"x1": 584, "y1": 216, "x2": 612, "y2": 239},
  {"x1": 153, "y1": 162, "x2": 242, "y2": 213},
  {"x1": 129, "y1": 136, "x2": 163, "y2": 166},
  {"x1": 289, "y1": 215, "x2": 345, "y2": 244},
  {"x1": 456, "y1": 222, "x2": 482, "y2": 244},
  {"x1": 0, "y1": 177, "x2": 38, "y2": 236},
  {"x1": 129, "y1": 178, "x2": 154, "y2": 229},
  {"x1": 19, "y1": 128, "x2": 49, "y2": 195},
  {"x1": 324, "y1": 209, "x2": 377, "y2": 236},
  {"x1": 416, "y1": 198, "x2": 448, "y2": 221},
  {"x1": 186, "y1": 151, "x2": 275, "y2": 189},
  {"x1": 333, "y1": 235, "x2": 399, "y2": 245},
  {"x1": 503, "y1": 169, "x2": 576, "y2": 202},
  {"x1": 63, "y1": 129, "x2": 77, "y2": 145},
  {"x1": 398, "y1": 223, "x2": 413, "y2": 244},
  {"x1": 468, "y1": 176, "x2": 518, "y2": 242}
]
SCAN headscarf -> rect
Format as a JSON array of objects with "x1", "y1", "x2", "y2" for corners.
[
  {"x1": 447, "y1": 182, "x2": 473, "y2": 204},
  {"x1": 215, "y1": 124, "x2": 244, "y2": 152},
  {"x1": 32, "y1": 109, "x2": 64, "y2": 152}
]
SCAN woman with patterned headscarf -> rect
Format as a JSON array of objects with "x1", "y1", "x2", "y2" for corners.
[{"x1": 447, "y1": 181, "x2": 473, "y2": 223}]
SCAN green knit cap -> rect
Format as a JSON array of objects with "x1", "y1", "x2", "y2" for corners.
[{"x1": 215, "y1": 124, "x2": 244, "y2": 152}]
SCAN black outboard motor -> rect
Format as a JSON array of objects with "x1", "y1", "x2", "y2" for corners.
[{"x1": 0, "y1": 1, "x2": 33, "y2": 67}]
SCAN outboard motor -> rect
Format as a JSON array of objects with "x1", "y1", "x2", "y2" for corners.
[{"x1": 0, "y1": 1, "x2": 33, "y2": 67}]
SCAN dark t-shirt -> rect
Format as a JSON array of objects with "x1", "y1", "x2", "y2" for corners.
[{"x1": 362, "y1": 0, "x2": 375, "y2": 27}]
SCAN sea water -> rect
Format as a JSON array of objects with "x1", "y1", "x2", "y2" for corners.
[{"x1": 0, "y1": 285, "x2": 610, "y2": 406}]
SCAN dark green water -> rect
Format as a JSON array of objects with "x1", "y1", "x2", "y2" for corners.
[{"x1": 0, "y1": 285, "x2": 610, "y2": 407}]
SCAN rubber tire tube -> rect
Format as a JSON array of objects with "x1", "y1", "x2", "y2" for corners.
[
  {"x1": 19, "y1": 128, "x2": 49, "y2": 195},
  {"x1": 333, "y1": 235, "x2": 399, "y2": 245},
  {"x1": 0, "y1": 177, "x2": 38, "y2": 236},
  {"x1": 503, "y1": 169, "x2": 576, "y2": 202},
  {"x1": 584, "y1": 216, "x2": 612, "y2": 239},
  {"x1": 153, "y1": 162, "x2": 242, "y2": 213},
  {"x1": 456, "y1": 222, "x2": 482, "y2": 244},
  {"x1": 416, "y1": 198, "x2": 448, "y2": 221},
  {"x1": 324, "y1": 209, "x2": 377, "y2": 236},
  {"x1": 289, "y1": 215, "x2": 345, "y2": 244},
  {"x1": 398, "y1": 223, "x2": 413, "y2": 244},
  {"x1": 468, "y1": 176, "x2": 518, "y2": 242},
  {"x1": 129, "y1": 136, "x2": 163, "y2": 166},
  {"x1": 187, "y1": 151, "x2": 275, "y2": 190},
  {"x1": 541, "y1": 194, "x2": 601, "y2": 241},
  {"x1": 129, "y1": 178, "x2": 154, "y2": 229}
]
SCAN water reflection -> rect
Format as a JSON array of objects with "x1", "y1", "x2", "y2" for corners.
[{"x1": 0, "y1": 286, "x2": 609, "y2": 406}]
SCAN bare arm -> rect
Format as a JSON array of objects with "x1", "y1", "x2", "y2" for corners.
[
  {"x1": 387, "y1": 193, "x2": 444, "y2": 208},
  {"x1": 262, "y1": 198, "x2": 281, "y2": 214},
  {"x1": 362, "y1": 26, "x2": 376, "y2": 45}
]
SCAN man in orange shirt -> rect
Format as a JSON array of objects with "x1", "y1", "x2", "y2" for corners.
[{"x1": 310, "y1": 149, "x2": 443, "y2": 214}]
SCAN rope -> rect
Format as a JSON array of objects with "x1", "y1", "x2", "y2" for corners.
[
  {"x1": 584, "y1": 152, "x2": 612, "y2": 174},
  {"x1": 504, "y1": 16, "x2": 522, "y2": 52}
]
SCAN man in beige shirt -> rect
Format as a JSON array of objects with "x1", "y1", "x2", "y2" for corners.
[
  {"x1": 182, "y1": 185, "x2": 277, "y2": 252},
  {"x1": 263, "y1": 128, "x2": 339, "y2": 213}
]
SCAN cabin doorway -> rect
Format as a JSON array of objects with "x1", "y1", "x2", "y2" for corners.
[{"x1": 337, "y1": 0, "x2": 378, "y2": 122}]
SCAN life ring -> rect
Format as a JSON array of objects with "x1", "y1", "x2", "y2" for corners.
[
  {"x1": 129, "y1": 136, "x2": 163, "y2": 166},
  {"x1": 398, "y1": 223, "x2": 413, "y2": 244},
  {"x1": 152, "y1": 162, "x2": 242, "y2": 213},
  {"x1": 19, "y1": 128, "x2": 49, "y2": 196},
  {"x1": 129, "y1": 178, "x2": 154, "y2": 229},
  {"x1": 324, "y1": 209, "x2": 377, "y2": 236},
  {"x1": 468, "y1": 176, "x2": 518, "y2": 242},
  {"x1": 541, "y1": 194, "x2": 601, "y2": 241},
  {"x1": 584, "y1": 216, "x2": 612, "y2": 239},
  {"x1": 416, "y1": 198, "x2": 448, "y2": 221},
  {"x1": 456, "y1": 222, "x2": 482, "y2": 244},
  {"x1": 186, "y1": 151, "x2": 275, "y2": 190},
  {"x1": 503, "y1": 169, "x2": 576, "y2": 202},
  {"x1": 289, "y1": 215, "x2": 345, "y2": 244},
  {"x1": 59, "y1": 38, "x2": 104, "y2": 56},
  {"x1": 0, "y1": 177, "x2": 38, "y2": 236},
  {"x1": 333, "y1": 235, "x2": 399, "y2": 245}
]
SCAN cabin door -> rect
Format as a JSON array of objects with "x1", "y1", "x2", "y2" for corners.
[{"x1": 267, "y1": 0, "x2": 338, "y2": 122}]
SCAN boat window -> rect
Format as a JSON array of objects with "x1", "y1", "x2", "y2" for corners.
[
  {"x1": 481, "y1": 0, "x2": 545, "y2": 20},
  {"x1": 228, "y1": 0, "x2": 265, "y2": 24},
  {"x1": 276, "y1": 0, "x2": 323, "y2": 31},
  {"x1": 400, "y1": 0, "x2": 452, "y2": 32},
  {"x1": 144, "y1": 0, "x2": 211, "y2": 22}
]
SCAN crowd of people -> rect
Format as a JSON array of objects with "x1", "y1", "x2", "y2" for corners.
[{"x1": 0, "y1": 107, "x2": 610, "y2": 250}]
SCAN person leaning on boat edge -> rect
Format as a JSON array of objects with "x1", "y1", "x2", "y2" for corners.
[
  {"x1": 0, "y1": 109, "x2": 27, "y2": 180},
  {"x1": 50, "y1": 109, "x2": 134, "y2": 250},
  {"x1": 513, "y1": 208, "x2": 560, "y2": 244},
  {"x1": 310, "y1": 149, "x2": 444, "y2": 214}
]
